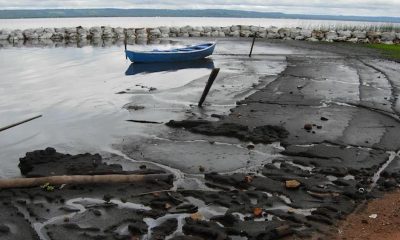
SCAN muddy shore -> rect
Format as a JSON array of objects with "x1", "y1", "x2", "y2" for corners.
[{"x1": 1, "y1": 40, "x2": 400, "y2": 240}]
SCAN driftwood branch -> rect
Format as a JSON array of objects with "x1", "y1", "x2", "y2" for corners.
[{"x1": 0, "y1": 174, "x2": 172, "y2": 189}]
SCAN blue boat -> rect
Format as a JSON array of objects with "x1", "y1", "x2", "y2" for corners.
[{"x1": 125, "y1": 42, "x2": 216, "y2": 63}]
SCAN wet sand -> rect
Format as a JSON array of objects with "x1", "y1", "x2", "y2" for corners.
[
  {"x1": 335, "y1": 190, "x2": 400, "y2": 240},
  {"x1": 1, "y1": 39, "x2": 400, "y2": 240}
]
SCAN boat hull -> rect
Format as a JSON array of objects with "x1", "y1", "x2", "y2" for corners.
[{"x1": 125, "y1": 43, "x2": 216, "y2": 63}]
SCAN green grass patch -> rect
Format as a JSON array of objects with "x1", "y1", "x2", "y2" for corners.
[{"x1": 366, "y1": 44, "x2": 400, "y2": 60}]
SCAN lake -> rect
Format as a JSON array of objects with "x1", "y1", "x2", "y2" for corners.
[{"x1": 2, "y1": 17, "x2": 400, "y2": 30}]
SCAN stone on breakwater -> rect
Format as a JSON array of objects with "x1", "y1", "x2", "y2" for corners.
[
  {"x1": 266, "y1": 27, "x2": 280, "y2": 39},
  {"x1": 352, "y1": 30, "x2": 367, "y2": 39},
  {"x1": 338, "y1": 30, "x2": 352, "y2": 38},
  {"x1": 0, "y1": 29, "x2": 10, "y2": 40},
  {"x1": 159, "y1": 26, "x2": 170, "y2": 34},
  {"x1": 325, "y1": 31, "x2": 338, "y2": 41},
  {"x1": 381, "y1": 32, "x2": 396, "y2": 42},
  {"x1": 135, "y1": 28, "x2": 148, "y2": 38},
  {"x1": 89, "y1": 26, "x2": 102, "y2": 38},
  {"x1": 189, "y1": 31, "x2": 201, "y2": 37},
  {"x1": 180, "y1": 26, "x2": 193, "y2": 33},
  {"x1": 221, "y1": 27, "x2": 231, "y2": 34},
  {"x1": 65, "y1": 27, "x2": 78, "y2": 40},
  {"x1": 300, "y1": 29, "x2": 312, "y2": 38},
  {"x1": 77, "y1": 27, "x2": 88, "y2": 39},
  {"x1": 126, "y1": 28, "x2": 136, "y2": 39},
  {"x1": 289, "y1": 28, "x2": 301, "y2": 39},
  {"x1": 102, "y1": 26, "x2": 113, "y2": 38},
  {"x1": 9, "y1": 30, "x2": 23, "y2": 41},
  {"x1": 52, "y1": 28, "x2": 66, "y2": 39},
  {"x1": 192, "y1": 26, "x2": 204, "y2": 32},
  {"x1": 240, "y1": 30, "x2": 252, "y2": 37},
  {"x1": 250, "y1": 26, "x2": 259, "y2": 32},
  {"x1": 170, "y1": 27, "x2": 180, "y2": 34},
  {"x1": 312, "y1": 30, "x2": 325, "y2": 40},
  {"x1": 210, "y1": 31, "x2": 218, "y2": 37},
  {"x1": 278, "y1": 28, "x2": 291, "y2": 38},
  {"x1": 367, "y1": 31, "x2": 381, "y2": 43},
  {"x1": 229, "y1": 30, "x2": 240, "y2": 37},
  {"x1": 114, "y1": 27, "x2": 125, "y2": 39},
  {"x1": 148, "y1": 28, "x2": 162, "y2": 38},
  {"x1": 203, "y1": 26, "x2": 212, "y2": 33},
  {"x1": 230, "y1": 25, "x2": 240, "y2": 32}
]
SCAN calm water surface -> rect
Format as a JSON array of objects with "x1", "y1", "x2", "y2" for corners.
[
  {"x1": 0, "y1": 39, "x2": 290, "y2": 177},
  {"x1": 2, "y1": 17, "x2": 399, "y2": 29}
]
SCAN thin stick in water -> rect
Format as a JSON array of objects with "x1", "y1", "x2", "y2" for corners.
[{"x1": 0, "y1": 115, "x2": 42, "y2": 133}]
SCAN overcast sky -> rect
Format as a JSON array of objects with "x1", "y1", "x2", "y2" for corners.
[{"x1": 0, "y1": 0, "x2": 399, "y2": 17}]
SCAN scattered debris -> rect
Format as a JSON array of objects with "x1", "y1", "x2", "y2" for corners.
[
  {"x1": 199, "y1": 166, "x2": 205, "y2": 173},
  {"x1": 304, "y1": 123, "x2": 313, "y2": 131},
  {"x1": 253, "y1": 207, "x2": 263, "y2": 217},
  {"x1": 40, "y1": 182, "x2": 55, "y2": 192},
  {"x1": 369, "y1": 214, "x2": 378, "y2": 219},
  {"x1": 285, "y1": 180, "x2": 301, "y2": 189},
  {"x1": 126, "y1": 120, "x2": 163, "y2": 124},
  {"x1": 190, "y1": 212, "x2": 203, "y2": 221},
  {"x1": 247, "y1": 144, "x2": 255, "y2": 150},
  {"x1": 125, "y1": 105, "x2": 145, "y2": 111},
  {"x1": 243, "y1": 175, "x2": 254, "y2": 183}
]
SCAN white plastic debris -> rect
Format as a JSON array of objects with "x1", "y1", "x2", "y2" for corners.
[{"x1": 369, "y1": 214, "x2": 378, "y2": 219}]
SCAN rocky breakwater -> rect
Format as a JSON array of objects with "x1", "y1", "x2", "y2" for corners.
[{"x1": 1, "y1": 25, "x2": 400, "y2": 45}]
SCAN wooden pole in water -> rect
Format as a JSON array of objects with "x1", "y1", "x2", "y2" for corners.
[
  {"x1": 249, "y1": 34, "x2": 257, "y2": 57},
  {"x1": 0, "y1": 174, "x2": 172, "y2": 189},
  {"x1": 124, "y1": 37, "x2": 128, "y2": 60},
  {"x1": 198, "y1": 68, "x2": 220, "y2": 107},
  {"x1": 0, "y1": 115, "x2": 42, "y2": 133}
]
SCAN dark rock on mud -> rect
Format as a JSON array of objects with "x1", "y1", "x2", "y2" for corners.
[
  {"x1": 19, "y1": 147, "x2": 124, "y2": 177},
  {"x1": 166, "y1": 120, "x2": 289, "y2": 144},
  {"x1": 150, "y1": 218, "x2": 178, "y2": 240},
  {"x1": 18, "y1": 147, "x2": 165, "y2": 177}
]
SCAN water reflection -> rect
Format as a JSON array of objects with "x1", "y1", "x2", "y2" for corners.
[
  {"x1": 0, "y1": 38, "x2": 181, "y2": 49},
  {"x1": 125, "y1": 58, "x2": 215, "y2": 75}
]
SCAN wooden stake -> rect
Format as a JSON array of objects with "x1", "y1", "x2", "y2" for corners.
[
  {"x1": 249, "y1": 34, "x2": 256, "y2": 57},
  {"x1": 0, "y1": 174, "x2": 172, "y2": 189},
  {"x1": 198, "y1": 68, "x2": 220, "y2": 107},
  {"x1": 124, "y1": 38, "x2": 128, "y2": 60},
  {"x1": 0, "y1": 115, "x2": 42, "y2": 133}
]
